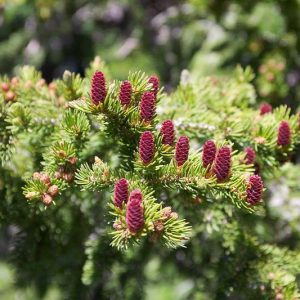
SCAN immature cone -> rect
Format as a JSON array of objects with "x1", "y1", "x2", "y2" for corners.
[
  {"x1": 244, "y1": 147, "x2": 256, "y2": 165},
  {"x1": 140, "y1": 91, "x2": 156, "y2": 122},
  {"x1": 160, "y1": 120, "x2": 175, "y2": 145},
  {"x1": 1, "y1": 82, "x2": 9, "y2": 92},
  {"x1": 202, "y1": 140, "x2": 216, "y2": 168},
  {"x1": 277, "y1": 121, "x2": 291, "y2": 146},
  {"x1": 246, "y1": 175, "x2": 263, "y2": 205},
  {"x1": 114, "y1": 178, "x2": 129, "y2": 208},
  {"x1": 213, "y1": 146, "x2": 231, "y2": 182},
  {"x1": 259, "y1": 103, "x2": 272, "y2": 115},
  {"x1": 119, "y1": 80, "x2": 132, "y2": 106},
  {"x1": 91, "y1": 71, "x2": 107, "y2": 105},
  {"x1": 126, "y1": 190, "x2": 144, "y2": 233},
  {"x1": 175, "y1": 136, "x2": 189, "y2": 167},
  {"x1": 139, "y1": 131, "x2": 155, "y2": 165},
  {"x1": 148, "y1": 75, "x2": 159, "y2": 96}
]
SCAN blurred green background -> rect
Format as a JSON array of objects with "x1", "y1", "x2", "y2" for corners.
[
  {"x1": 1, "y1": 0, "x2": 300, "y2": 105},
  {"x1": 1, "y1": 0, "x2": 300, "y2": 298}
]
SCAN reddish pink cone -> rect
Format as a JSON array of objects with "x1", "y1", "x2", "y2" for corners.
[
  {"x1": 114, "y1": 178, "x2": 129, "y2": 208},
  {"x1": 148, "y1": 75, "x2": 159, "y2": 96},
  {"x1": 260, "y1": 103, "x2": 272, "y2": 115},
  {"x1": 140, "y1": 92, "x2": 156, "y2": 122},
  {"x1": 213, "y1": 146, "x2": 231, "y2": 182},
  {"x1": 161, "y1": 120, "x2": 175, "y2": 145},
  {"x1": 277, "y1": 121, "x2": 291, "y2": 146},
  {"x1": 246, "y1": 175, "x2": 263, "y2": 205},
  {"x1": 91, "y1": 71, "x2": 107, "y2": 105},
  {"x1": 202, "y1": 140, "x2": 216, "y2": 168},
  {"x1": 139, "y1": 131, "x2": 155, "y2": 165},
  {"x1": 175, "y1": 136, "x2": 189, "y2": 167},
  {"x1": 244, "y1": 147, "x2": 256, "y2": 165},
  {"x1": 126, "y1": 190, "x2": 144, "y2": 233},
  {"x1": 119, "y1": 80, "x2": 132, "y2": 106}
]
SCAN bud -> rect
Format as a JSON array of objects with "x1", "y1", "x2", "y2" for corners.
[
  {"x1": 40, "y1": 173, "x2": 51, "y2": 186},
  {"x1": 140, "y1": 91, "x2": 156, "y2": 122},
  {"x1": 202, "y1": 140, "x2": 216, "y2": 168},
  {"x1": 36, "y1": 79, "x2": 46, "y2": 88},
  {"x1": 162, "y1": 206, "x2": 172, "y2": 218},
  {"x1": 1, "y1": 82, "x2": 9, "y2": 92},
  {"x1": 244, "y1": 147, "x2": 256, "y2": 165},
  {"x1": 91, "y1": 71, "x2": 107, "y2": 105},
  {"x1": 42, "y1": 193, "x2": 53, "y2": 206},
  {"x1": 48, "y1": 185, "x2": 59, "y2": 197},
  {"x1": 119, "y1": 80, "x2": 132, "y2": 106},
  {"x1": 113, "y1": 221, "x2": 122, "y2": 230},
  {"x1": 175, "y1": 136, "x2": 189, "y2": 167},
  {"x1": 246, "y1": 175, "x2": 263, "y2": 205},
  {"x1": 160, "y1": 120, "x2": 175, "y2": 146},
  {"x1": 33, "y1": 172, "x2": 41, "y2": 180},
  {"x1": 259, "y1": 103, "x2": 272, "y2": 115},
  {"x1": 114, "y1": 178, "x2": 129, "y2": 208},
  {"x1": 277, "y1": 121, "x2": 291, "y2": 146},
  {"x1": 126, "y1": 193, "x2": 144, "y2": 233},
  {"x1": 63, "y1": 172, "x2": 74, "y2": 182},
  {"x1": 213, "y1": 146, "x2": 231, "y2": 182},
  {"x1": 148, "y1": 75, "x2": 159, "y2": 96},
  {"x1": 25, "y1": 191, "x2": 39, "y2": 200},
  {"x1": 63, "y1": 70, "x2": 72, "y2": 83},
  {"x1": 5, "y1": 91, "x2": 15, "y2": 102},
  {"x1": 68, "y1": 156, "x2": 77, "y2": 165},
  {"x1": 11, "y1": 77, "x2": 19, "y2": 87},
  {"x1": 139, "y1": 131, "x2": 155, "y2": 165}
]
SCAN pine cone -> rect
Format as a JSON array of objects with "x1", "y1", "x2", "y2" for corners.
[
  {"x1": 213, "y1": 146, "x2": 231, "y2": 182},
  {"x1": 126, "y1": 191, "x2": 144, "y2": 233},
  {"x1": 119, "y1": 80, "x2": 132, "y2": 106},
  {"x1": 246, "y1": 175, "x2": 263, "y2": 205},
  {"x1": 148, "y1": 75, "x2": 159, "y2": 96},
  {"x1": 244, "y1": 147, "x2": 256, "y2": 165},
  {"x1": 277, "y1": 120, "x2": 291, "y2": 146},
  {"x1": 259, "y1": 103, "x2": 272, "y2": 115},
  {"x1": 161, "y1": 120, "x2": 175, "y2": 145},
  {"x1": 139, "y1": 131, "x2": 155, "y2": 165},
  {"x1": 140, "y1": 92, "x2": 155, "y2": 122},
  {"x1": 114, "y1": 178, "x2": 129, "y2": 208},
  {"x1": 91, "y1": 71, "x2": 107, "y2": 105},
  {"x1": 202, "y1": 140, "x2": 216, "y2": 168},
  {"x1": 175, "y1": 136, "x2": 189, "y2": 167}
]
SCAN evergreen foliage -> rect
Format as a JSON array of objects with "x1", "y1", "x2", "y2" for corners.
[{"x1": 1, "y1": 58, "x2": 300, "y2": 299}]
